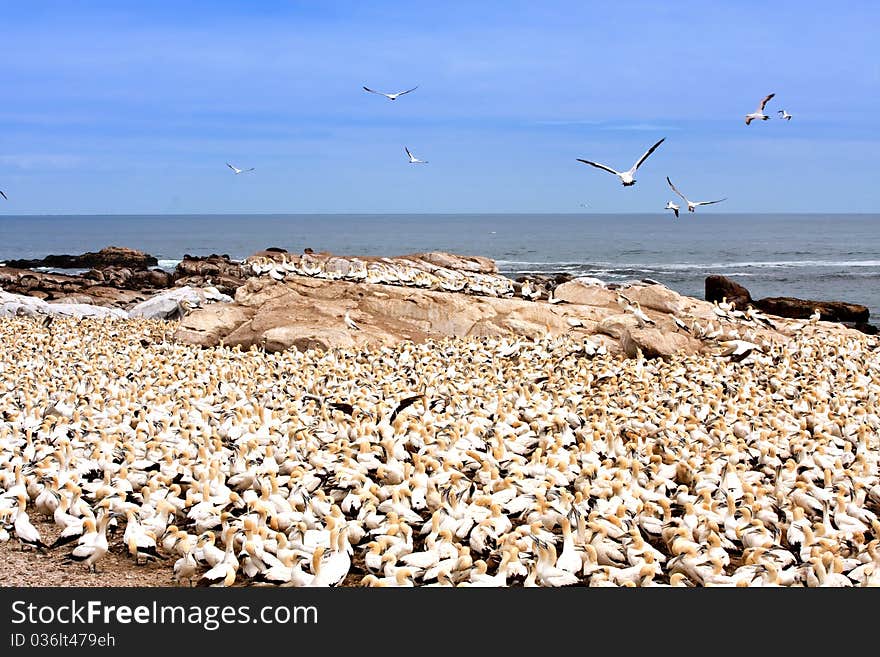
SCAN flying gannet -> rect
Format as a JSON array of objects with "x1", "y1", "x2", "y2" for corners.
[
  {"x1": 576, "y1": 138, "x2": 665, "y2": 187},
  {"x1": 778, "y1": 109, "x2": 792, "y2": 121},
  {"x1": 666, "y1": 177, "x2": 727, "y2": 213},
  {"x1": 226, "y1": 162, "x2": 255, "y2": 175},
  {"x1": 363, "y1": 85, "x2": 418, "y2": 101},
  {"x1": 405, "y1": 147, "x2": 428, "y2": 164},
  {"x1": 745, "y1": 93, "x2": 775, "y2": 125},
  {"x1": 665, "y1": 201, "x2": 680, "y2": 218}
]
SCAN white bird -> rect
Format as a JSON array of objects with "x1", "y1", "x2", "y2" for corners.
[
  {"x1": 717, "y1": 339, "x2": 762, "y2": 359},
  {"x1": 344, "y1": 311, "x2": 360, "y2": 331},
  {"x1": 627, "y1": 301, "x2": 656, "y2": 327},
  {"x1": 173, "y1": 549, "x2": 199, "y2": 587},
  {"x1": 9, "y1": 496, "x2": 47, "y2": 550},
  {"x1": 362, "y1": 85, "x2": 418, "y2": 101},
  {"x1": 576, "y1": 138, "x2": 665, "y2": 187},
  {"x1": 226, "y1": 162, "x2": 255, "y2": 175},
  {"x1": 665, "y1": 201, "x2": 680, "y2": 218},
  {"x1": 65, "y1": 512, "x2": 111, "y2": 572},
  {"x1": 777, "y1": 109, "x2": 792, "y2": 121},
  {"x1": 666, "y1": 177, "x2": 726, "y2": 213},
  {"x1": 405, "y1": 147, "x2": 428, "y2": 164},
  {"x1": 745, "y1": 93, "x2": 775, "y2": 125},
  {"x1": 809, "y1": 308, "x2": 821, "y2": 324}
]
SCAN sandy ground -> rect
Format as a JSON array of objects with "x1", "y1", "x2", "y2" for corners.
[
  {"x1": 0, "y1": 518, "x2": 173, "y2": 587},
  {"x1": 0, "y1": 518, "x2": 370, "y2": 587}
]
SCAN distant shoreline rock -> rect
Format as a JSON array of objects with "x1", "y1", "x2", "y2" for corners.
[
  {"x1": 5, "y1": 246, "x2": 158, "y2": 270},
  {"x1": 704, "y1": 273, "x2": 874, "y2": 334}
]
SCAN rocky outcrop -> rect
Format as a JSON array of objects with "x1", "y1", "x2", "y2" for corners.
[
  {"x1": 705, "y1": 274, "x2": 752, "y2": 309},
  {"x1": 402, "y1": 252, "x2": 498, "y2": 274},
  {"x1": 5, "y1": 246, "x2": 158, "y2": 270},
  {"x1": 172, "y1": 254, "x2": 249, "y2": 295},
  {"x1": 84, "y1": 266, "x2": 173, "y2": 290},
  {"x1": 0, "y1": 267, "x2": 144, "y2": 307},
  {"x1": 705, "y1": 274, "x2": 873, "y2": 330},
  {"x1": 176, "y1": 274, "x2": 612, "y2": 352},
  {"x1": 173, "y1": 268, "x2": 795, "y2": 360},
  {"x1": 128, "y1": 286, "x2": 233, "y2": 320},
  {"x1": 755, "y1": 297, "x2": 870, "y2": 324}
]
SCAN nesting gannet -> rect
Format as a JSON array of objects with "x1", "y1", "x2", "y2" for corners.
[
  {"x1": 362, "y1": 85, "x2": 418, "y2": 101},
  {"x1": 717, "y1": 339, "x2": 762, "y2": 361},
  {"x1": 226, "y1": 162, "x2": 255, "y2": 175},
  {"x1": 405, "y1": 147, "x2": 428, "y2": 164},
  {"x1": 745, "y1": 93, "x2": 775, "y2": 125},
  {"x1": 666, "y1": 177, "x2": 726, "y2": 213},
  {"x1": 665, "y1": 201, "x2": 680, "y2": 218},
  {"x1": 576, "y1": 138, "x2": 665, "y2": 186},
  {"x1": 777, "y1": 110, "x2": 792, "y2": 121},
  {"x1": 9, "y1": 496, "x2": 48, "y2": 550},
  {"x1": 64, "y1": 511, "x2": 111, "y2": 572}
]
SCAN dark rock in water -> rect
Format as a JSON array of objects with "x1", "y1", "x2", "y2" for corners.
[
  {"x1": 514, "y1": 273, "x2": 573, "y2": 292},
  {"x1": 172, "y1": 254, "x2": 249, "y2": 295},
  {"x1": 755, "y1": 297, "x2": 870, "y2": 324},
  {"x1": 848, "y1": 322, "x2": 878, "y2": 335},
  {"x1": 266, "y1": 247, "x2": 288, "y2": 253},
  {"x1": 705, "y1": 275, "x2": 752, "y2": 309},
  {"x1": 6, "y1": 246, "x2": 158, "y2": 270}
]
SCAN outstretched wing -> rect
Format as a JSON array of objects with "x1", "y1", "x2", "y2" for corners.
[
  {"x1": 405, "y1": 146, "x2": 413, "y2": 160},
  {"x1": 758, "y1": 93, "x2": 775, "y2": 111},
  {"x1": 666, "y1": 176, "x2": 689, "y2": 203},
  {"x1": 632, "y1": 137, "x2": 665, "y2": 171},
  {"x1": 363, "y1": 86, "x2": 381, "y2": 95},
  {"x1": 694, "y1": 198, "x2": 727, "y2": 207},
  {"x1": 226, "y1": 162, "x2": 237, "y2": 171},
  {"x1": 395, "y1": 86, "x2": 418, "y2": 97},
  {"x1": 576, "y1": 159, "x2": 621, "y2": 176},
  {"x1": 243, "y1": 168, "x2": 255, "y2": 172},
  {"x1": 0, "y1": 190, "x2": 6, "y2": 200}
]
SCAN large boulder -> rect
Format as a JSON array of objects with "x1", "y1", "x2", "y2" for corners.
[
  {"x1": 403, "y1": 252, "x2": 498, "y2": 274},
  {"x1": 5, "y1": 246, "x2": 157, "y2": 270},
  {"x1": 173, "y1": 254, "x2": 250, "y2": 295},
  {"x1": 705, "y1": 275, "x2": 752, "y2": 309},
  {"x1": 621, "y1": 327, "x2": 700, "y2": 359},
  {"x1": 553, "y1": 280, "x2": 619, "y2": 308},
  {"x1": 622, "y1": 284, "x2": 687, "y2": 315},
  {"x1": 755, "y1": 297, "x2": 870, "y2": 324},
  {"x1": 173, "y1": 304, "x2": 254, "y2": 347},
  {"x1": 596, "y1": 313, "x2": 642, "y2": 339},
  {"x1": 128, "y1": 286, "x2": 233, "y2": 320}
]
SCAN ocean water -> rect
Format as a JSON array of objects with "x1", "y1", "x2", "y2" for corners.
[{"x1": 1, "y1": 213, "x2": 878, "y2": 318}]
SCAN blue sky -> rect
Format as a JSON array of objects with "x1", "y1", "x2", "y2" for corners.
[{"x1": 1, "y1": 1, "x2": 878, "y2": 213}]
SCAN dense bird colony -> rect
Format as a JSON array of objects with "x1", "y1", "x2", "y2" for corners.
[{"x1": 1, "y1": 316, "x2": 879, "y2": 586}]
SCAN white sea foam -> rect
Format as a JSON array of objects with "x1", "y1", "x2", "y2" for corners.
[
  {"x1": 497, "y1": 259, "x2": 880, "y2": 271},
  {"x1": 157, "y1": 259, "x2": 181, "y2": 270}
]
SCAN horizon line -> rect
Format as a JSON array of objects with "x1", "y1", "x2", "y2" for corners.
[{"x1": 3, "y1": 211, "x2": 879, "y2": 218}]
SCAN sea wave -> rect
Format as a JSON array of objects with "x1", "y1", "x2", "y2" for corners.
[
  {"x1": 157, "y1": 259, "x2": 181, "y2": 270},
  {"x1": 496, "y1": 259, "x2": 880, "y2": 271}
]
